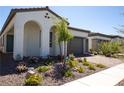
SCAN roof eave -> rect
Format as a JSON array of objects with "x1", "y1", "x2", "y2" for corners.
[
  {"x1": 0, "y1": 7, "x2": 69, "y2": 36},
  {"x1": 68, "y1": 26, "x2": 91, "y2": 33}
]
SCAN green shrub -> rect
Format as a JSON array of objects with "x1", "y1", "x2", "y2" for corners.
[
  {"x1": 16, "y1": 62, "x2": 27, "y2": 73},
  {"x1": 77, "y1": 58, "x2": 83, "y2": 62},
  {"x1": 82, "y1": 58, "x2": 90, "y2": 66},
  {"x1": 89, "y1": 49, "x2": 94, "y2": 54},
  {"x1": 96, "y1": 64, "x2": 106, "y2": 68},
  {"x1": 28, "y1": 57, "x2": 39, "y2": 64},
  {"x1": 77, "y1": 66, "x2": 85, "y2": 73},
  {"x1": 93, "y1": 51, "x2": 98, "y2": 55},
  {"x1": 25, "y1": 74, "x2": 43, "y2": 86},
  {"x1": 69, "y1": 54, "x2": 75, "y2": 61},
  {"x1": 67, "y1": 60, "x2": 78, "y2": 68},
  {"x1": 111, "y1": 42, "x2": 121, "y2": 54},
  {"x1": 98, "y1": 50, "x2": 103, "y2": 55},
  {"x1": 55, "y1": 64, "x2": 70, "y2": 77},
  {"x1": 64, "y1": 69, "x2": 73, "y2": 77},
  {"x1": 83, "y1": 61, "x2": 90, "y2": 66},
  {"x1": 84, "y1": 58, "x2": 87, "y2": 62},
  {"x1": 44, "y1": 59, "x2": 54, "y2": 66},
  {"x1": 99, "y1": 42, "x2": 121, "y2": 56},
  {"x1": 88, "y1": 64, "x2": 96, "y2": 70},
  {"x1": 36, "y1": 66, "x2": 50, "y2": 72}
]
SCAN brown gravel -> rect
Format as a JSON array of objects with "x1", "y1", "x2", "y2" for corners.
[
  {"x1": 41, "y1": 62, "x2": 106, "y2": 86},
  {"x1": 0, "y1": 54, "x2": 123, "y2": 86},
  {"x1": 0, "y1": 62, "x2": 106, "y2": 86},
  {"x1": 0, "y1": 73, "x2": 26, "y2": 86}
]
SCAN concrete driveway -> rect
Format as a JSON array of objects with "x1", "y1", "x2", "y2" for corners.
[{"x1": 81, "y1": 55, "x2": 123, "y2": 67}]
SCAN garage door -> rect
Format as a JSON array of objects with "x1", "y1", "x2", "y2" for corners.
[{"x1": 67, "y1": 37, "x2": 83, "y2": 56}]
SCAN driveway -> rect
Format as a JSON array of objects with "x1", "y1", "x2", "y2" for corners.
[{"x1": 81, "y1": 55, "x2": 123, "y2": 67}]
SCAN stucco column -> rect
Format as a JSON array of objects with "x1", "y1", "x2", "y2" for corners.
[
  {"x1": 88, "y1": 37, "x2": 92, "y2": 51},
  {"x1": 13, "y1": 22, "x2": 24, "y2": 60},
  {"x1": 41, "y1": 25, "x2": 50, "y2": 58},
  {"x1": 83, "y1": 39, "x2": 86, "y2": 54}
]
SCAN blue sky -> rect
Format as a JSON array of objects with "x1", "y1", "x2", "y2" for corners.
[{"x1": 0, "y1": 6, "x2": 124, "y2": 36}]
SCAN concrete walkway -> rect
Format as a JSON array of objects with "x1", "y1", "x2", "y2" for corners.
[{"x1": 63, "y1": 63, "x2": 124, "y2": 86}]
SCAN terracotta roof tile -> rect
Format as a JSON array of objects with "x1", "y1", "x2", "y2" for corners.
[{"x1": 0, "y1": 7, "x2": 68, "y2": 36}]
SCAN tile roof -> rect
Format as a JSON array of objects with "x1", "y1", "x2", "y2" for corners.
[{"x1": 0, "y1": 6, "x2": 68, "y2": 36}]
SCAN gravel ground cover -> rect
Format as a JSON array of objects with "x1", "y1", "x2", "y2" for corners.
[
  {"x1": 0, "y1": 62, "x2": 105, "y2": 86},
  {"x1": 0, "y1": 54, "x2": 122, "y2": 86}
]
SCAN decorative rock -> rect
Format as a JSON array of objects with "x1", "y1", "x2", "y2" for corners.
[
  {"x1": 28, "y1": 67, "x2": 34, "y2": 71},
  {"x1": 26, "y1": 70, "x2": 36, "y2": 79}
]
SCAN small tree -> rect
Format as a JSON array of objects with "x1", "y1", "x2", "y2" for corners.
[
  {"x1": 55, "y1": 18, "x2": 73, "y2": 65},
  {"x1": 99, "y1": 41, "x2": 121, "y2": 56}
]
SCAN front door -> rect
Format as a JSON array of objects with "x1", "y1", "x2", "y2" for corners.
[{"x1": 6, "y1": 35, "x2": 14, "y2": 52}]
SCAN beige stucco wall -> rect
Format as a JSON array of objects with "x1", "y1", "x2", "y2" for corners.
[
  {"x1": 69, "y1": 29, "x2": 89, "y2": 54},
  {"x1": 2, "y1": 9, "x2": 114, "y2": 58},
  {"x1": 69, "y1": 29, "x2": 89, "y2": 38},
  {"x1": 92, "y1": 39, "x2": 98, "y2": 50},
  {"x1": 13, "y1": 10, "x2": 63, "y2": 58},
  {"x1": 0, "y1": 16, "x2": 14, "y2": 53},
  {"x1": 88, "y1": 35, "x2": 111, "y2": 50},
  {"x1": 0, "y1": 34, "x2": 7, "y2": 53},
  {"x1": 24, "y1": 21, "x2": 41, "y2": 57}
]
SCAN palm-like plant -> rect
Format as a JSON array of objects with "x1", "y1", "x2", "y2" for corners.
[{"x1": 55, "y1": 18, "x2": 73, "y2": 65}]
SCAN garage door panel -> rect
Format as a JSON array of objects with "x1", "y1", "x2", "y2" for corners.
[{"x1": 68, "y1": 37, "x2": 83, "y2": 56}]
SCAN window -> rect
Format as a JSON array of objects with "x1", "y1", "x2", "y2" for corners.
[{"x1": 50, "y1": 32, "x2": 52, "y2": 47}]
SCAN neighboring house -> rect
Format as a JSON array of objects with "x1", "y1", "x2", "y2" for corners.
[
  {"x1": 111, "y1": 35, "x2": 124, "y2": 45},
  {"x1": 88, "y1": 33, "x2": 112, "y2": 51},
  {"x1": 88, "y1": 33, "x2": 124, "y2": 51},
  {"x1": 0, "y1": 7, "x2": 123, "y2": 59},
  {"x1": 0, "y1": 7, "x2": 90, "y2": 59}
]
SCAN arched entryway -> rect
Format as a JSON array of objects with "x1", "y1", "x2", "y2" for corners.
[{"x1": 24, "y1": 21, "x2": 41, "y2": 57}]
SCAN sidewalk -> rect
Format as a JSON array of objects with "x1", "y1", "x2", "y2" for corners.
[{"x1": 63, "y1": 63, "x2": 124, "y2": 86}]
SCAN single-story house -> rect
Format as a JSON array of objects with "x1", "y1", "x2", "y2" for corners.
[
  {"x1": 0, "y1": 7, "x2": 123, "y2": 60},
  {"x1": 88, "y1": 32, "x2": 112, "y2": 51},
  {"x1": 0, "y1": 7, "x2": 91, "y2": 59},
  {"x1": 88, "y1": 33, "x2": 124, "y2": 51},
  {"x1": 111, "y1": 35, "x2": 124, "y2": 43}
]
